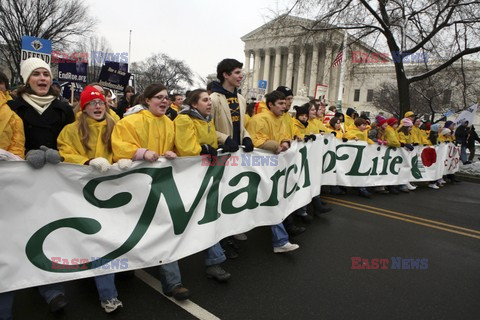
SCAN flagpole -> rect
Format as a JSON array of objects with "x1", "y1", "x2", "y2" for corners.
[{"x1": 336, "y1": 30, "x2": 348, "y2": 113}]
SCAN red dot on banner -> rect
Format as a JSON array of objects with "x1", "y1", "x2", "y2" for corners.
[{"x1": 421, "y1": 147, "x2": 437, "y2": 167}]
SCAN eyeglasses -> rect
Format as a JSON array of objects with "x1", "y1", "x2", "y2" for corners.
[
  {"x1": 87, "y1": 100, "x2": 106, "y2": 107},
  {"x1": 152, "y1": 95, "x2": 169, "y2": 101}
]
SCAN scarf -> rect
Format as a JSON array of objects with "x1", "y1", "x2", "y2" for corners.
[{"x1": 22, "y1": 93, "x2": 56, "y2": 115}]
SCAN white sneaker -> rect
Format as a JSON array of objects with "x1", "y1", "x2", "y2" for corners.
[
  {"x1": 428, "y1": 183, "x2": 439, "y2": 189},
  {"x1": 101, "y1": 297, "x2": 123, "y2": 313},
  {"x1": 406, "y1": 182, "x2": 417, "y2": 190},
  {"x1": 438, "y1": 178, "x2": 446, "y2": 185},
  {"x1": 273, "y1": 242, "x2": 299, "y2": 253},
  {"x1": 233, "y1": 233, "x2": 248, "y2": 241}
]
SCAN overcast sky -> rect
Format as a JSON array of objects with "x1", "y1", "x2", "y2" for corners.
[{"x1": 84, "y1": 0, "x2": 290, "y2": 86}]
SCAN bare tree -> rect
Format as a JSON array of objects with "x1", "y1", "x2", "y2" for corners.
[
  {"x1": 373, "y1": 62, "x2": 480, "y2": 122},
  {"x1": 0, "y1": 0, "x2": 95, "y2": 82},
  {"x1": 277, "y1": 0, "x2": 480, "y2": 117},
  {"x1": 74, "y1": 36, "x2": 112, "y2": 83},
  {"x1": 130, "y1": 53, "x2": 194, "y2": 93}
]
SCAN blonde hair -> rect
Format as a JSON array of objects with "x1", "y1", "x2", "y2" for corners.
[{"x1": 77, "y1": 112, "x2": 116, "y2": 153}]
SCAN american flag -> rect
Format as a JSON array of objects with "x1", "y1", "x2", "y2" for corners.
[{"x1": 331, "y1": 44, "x2": 344, "y2": 68}]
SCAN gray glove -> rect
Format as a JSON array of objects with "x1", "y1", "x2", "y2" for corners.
[
  {"x1": 40, "y1": 146, "x2": 62, "y2": 164},
  {"x1": 26, "y1": 149, "x2": 46, "y2": 169}
]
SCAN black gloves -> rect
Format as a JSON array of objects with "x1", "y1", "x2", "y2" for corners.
[
  {"x1": 222, "y1": 137, "x2": 239, "y2": 152},
  {"x1": 342, "y1": 138, "x2": 348, "y2": 142},
  {"x1": 201, "y1": 144, "x2": 218, "y2": 157},
  {"x1": 242, "y1": 137, "x2": 254, "y2": 152},
  {"x1": 304, "y1": 134, "x2": 317, "y2": 142},
  {"x1": 401, "y1": 143, "x2": 405, "y2": 147},
  {"x1": 405, "y1": 144, "x2": 414, "y2": 151},
  {"x1": 413, "y1": 143, "x2": 419, "y2": 146},
  {"x1": 331, "y1": 131, "x2": 337, "y2": 137}
]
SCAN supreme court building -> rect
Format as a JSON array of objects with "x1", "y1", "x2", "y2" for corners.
[{"x1": 240, "y1": 15, "x2": 480, "y2": 121}]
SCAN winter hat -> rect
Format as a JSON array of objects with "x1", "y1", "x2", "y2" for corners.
[
  {"x1": 387, "y1": 117, "x2": 398, "y2": 126},
  {"x1": 401, "y1": 118, "x2": 413, "y2": 127},
  {"x1": 294, "y1": 104, "x2": 310, "y2": 119},
  {"x1": 346, "y1": 107, "x2": 355, "y2": 117},
  {"x1": 20, "y1": 58, "x2": 51, "y2": 83},
  {"x1": 441, "y1": 128, "x2": 451, "y2": 136},
  {"x1": 377, "y1": 117, "x2": 387, "y2": 127},
  {"x1": 80, "y1": 86, "x2": 105, "y2": 110},
  {"x1": 375, "y1": 115, "x2": 385, "y2": 123},
  {"x1": 444, "y1": 120, "x2": 454, "y2": 129},
  {"x1": 334, "y1": 112, "x2": 344, "y2": 121},
  {"x1": 404, "y1": 111, "x2": 415, "y2": 118},
  {"x1": 430, "y1": 124, "x2": 440, "y2": 132},
  {"x1": 275, "y1": 86, "x2": 293, "y2": 98}
]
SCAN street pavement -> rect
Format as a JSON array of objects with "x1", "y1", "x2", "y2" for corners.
[{"x1": 11, "y1": 180, "x2": 480, "y2": 320}]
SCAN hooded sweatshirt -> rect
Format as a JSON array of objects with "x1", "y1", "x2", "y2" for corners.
[{"x1": 211, "y1": 81, "x2": 241, "y2": 145}]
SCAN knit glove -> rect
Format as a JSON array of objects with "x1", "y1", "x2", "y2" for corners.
[
  {"x1": 242, "y1": 137, "x2": 254, "y2": 152},
  {"x1": 116, "y1": 159, "x2": 133, "y2": 170},
  {"x1": 26, "y1": 149, "x2": 46, "y2": 169},
  {"x1": 222, "y1": 137, "x2": 239, "y2": 152},
  {"x1": 40, "y1": 146, "x2": 62, "y2": 164},
  {"x1": 89, "y1": 157, "x2": 111, "y2": 172},
  {"x1": 200, "y1": 144, "x2": 218, "y2": 157},
  {"x1": 401, "y1": 143, "x2": 405, "y2": 147},
  {"x1": 413, "y1": 143, "x2": 419, "y2": 146},
  {"x1": 342, "y1": 138, "x2": 348, "y2": 142},
  {"x1": 331, "y1": 131, "x2": 337, "y2": 137},
  {"x1": 405, "y1": 144, "x2": 414, "y2": 151},
  {"x1": 304, "y1": 134, "x2": 316, "y2": 142}
]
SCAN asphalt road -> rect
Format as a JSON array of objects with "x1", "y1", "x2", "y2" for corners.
[{"x1": 11, "y1": 180, "x2": 480, "y2": 320}]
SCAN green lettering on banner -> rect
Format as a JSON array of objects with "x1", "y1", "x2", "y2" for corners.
[
  {"x1": 284, "y1": 164, "x2": 300, "y2": 198},
  {"x1": 26, "y1": 156, "x2": 230, "y2": 273},
  {"x1": 260, "y1": 169, "x2": 285, "y2": 207},
  {"x1": 222, "y1": 172, "x2": 261, "y2": 214},
  {"x1": 411, "y1": 155, "x2": 422, "y2": 179},
  {"x1": 337, "y1": 145, "x2": 371, "y2": 176}
]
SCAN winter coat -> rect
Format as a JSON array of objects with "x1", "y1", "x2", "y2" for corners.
[
  {"x1": 344, "y1": 114, "x2": 354, "y2": 131},
  {"x1": 410, "y1": 126, "x2": 422, "y2": 144},
  {"x1": 8, "y1": 95, "x2": 74, "y2": 152},
  {"x1": 282, "y1": 112, "x2": 294, "y2": 139},
  {"x1": 467, "y1": 128, "x2": 479, "y2": 148},
  {"x1": 111, "y1": 109, "x2": 174, "y2": 162},
  {"x1": 210, "y1": 84, "x2": 250, "y2": 144},
  {"x1": 384, "y1": 126, "x2": 401, "y2": 147},
  {"x1": 0, "y1": 94, "x2": 25, "y2": 158},
  {"x1": 174, "y1": 107, "x2": 218, "y2": 156},
  {"x1": 246, "y1": 109, "x2": 290, "y2": 153},
  {"x1": 57, "y1": 117, "x2": 113, "y2": 164},
  {"x1": 344, "y1": 127, "x2": 374, "y2": 144},
  {"x1": 292, "y1": 118, "x2": 308, "y2": 140},
  {"x1": 310, "y1": 118, "x2": 331, "y2": 133},
  {"x1": 454, "y1": 125, "x2": 469, "y2": 145}
]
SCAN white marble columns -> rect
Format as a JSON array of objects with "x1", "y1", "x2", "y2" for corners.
[{"x1": 309, "y1": 45, "x2": 319, "y2": 97}]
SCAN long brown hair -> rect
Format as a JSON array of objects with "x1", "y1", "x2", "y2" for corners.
[{"x1": 77, "y1": 111, "x2": 116, "y2": 153}]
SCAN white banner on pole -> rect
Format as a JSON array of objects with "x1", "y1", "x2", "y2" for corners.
[
  {"x1": 454, "y1": 103, "x2": 478, "y2": 127},
  {"x1": 0, "y1": 137, "x2": 459, "y2": 293}
]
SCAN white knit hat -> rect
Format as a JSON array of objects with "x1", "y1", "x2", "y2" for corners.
[
  {"x1": 20, "y1": 58, "x2": 51, "y2": 83},
  {"x1": 441, "y1": 128, "x2": 451, "y2": 136}
]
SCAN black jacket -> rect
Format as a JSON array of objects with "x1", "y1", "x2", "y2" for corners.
[
  {"x1": 8, "y1": 96, "x2": 74, "y2": 152},
  {"x1": 467, "y1": 127, "x2": 480, "y2": 148},
  {"x1": 455, "y1": 125, "x2": 469, "y2": 145}
]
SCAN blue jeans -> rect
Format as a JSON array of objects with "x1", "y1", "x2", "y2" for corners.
[
  {"x1": 271, "y1": 223, "x2": 289, "y2": 248},
  {"x1": 0, "y1": 283, "x2": 64, "y2": 320},
  {"x1": 460, "y1": 145, "x2": 468, "y2": 163},
  {"x1": 94, "y1": 274, "x2": 117, "y2": 301},
  {"x1": 0, "y1": 292, "x2": 14, "y2": 320},
  {"x1": 158, "y1": 261, "x2": 182, "y2": 293},
  {"x1": 204, "y1": 242, "x2": 226, "y2": 266}
]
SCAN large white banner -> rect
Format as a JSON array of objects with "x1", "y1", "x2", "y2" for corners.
[
  {"x1": 454, "y1": 103, "x2": 477, "y2": 127},
  {"x1": 0, "y1": 136, "x2": 459, "y2": 293}
]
